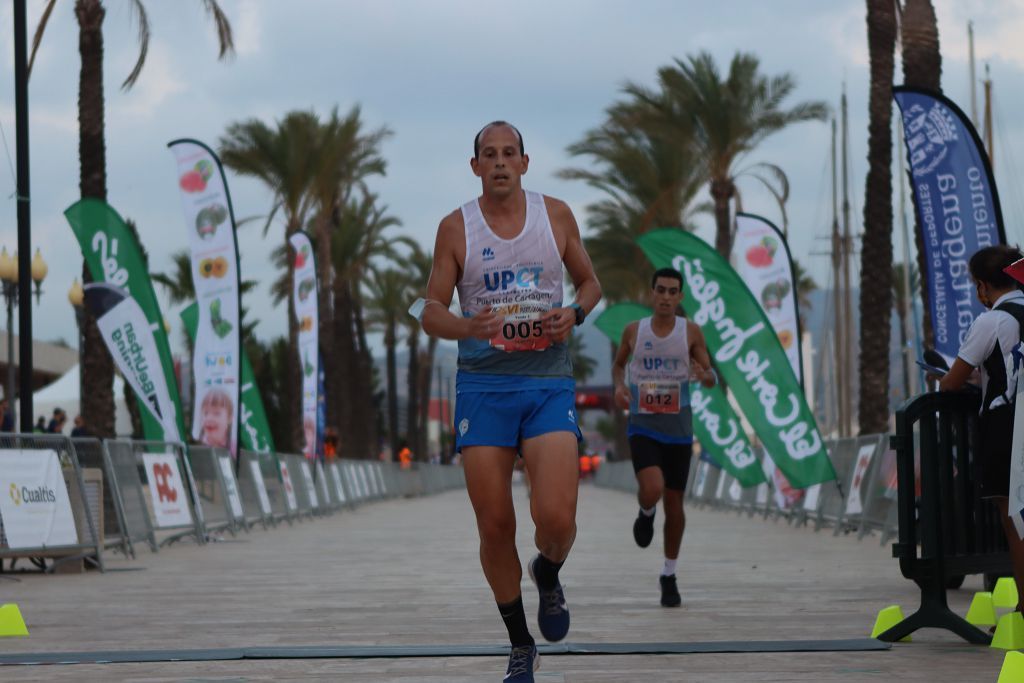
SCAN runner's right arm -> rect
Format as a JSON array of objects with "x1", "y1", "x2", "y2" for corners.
[
  {"x1": 421, "y1": 212, "x2": 501, "y2": 341},
  {"x1": 612, "y1": 323, "x2": 637, "y2": 410}
]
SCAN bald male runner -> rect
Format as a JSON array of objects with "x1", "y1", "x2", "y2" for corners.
[{"x1": 421, "y1": 121, "x2": 601, "y2": 682}]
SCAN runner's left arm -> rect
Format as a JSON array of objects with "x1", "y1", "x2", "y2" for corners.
[
  {"x1": 540, "y1": 199, "x2": 601, "y2": 343},
  {"x1": 688, "y1": 321, "x2": 717, "y2": 388}
]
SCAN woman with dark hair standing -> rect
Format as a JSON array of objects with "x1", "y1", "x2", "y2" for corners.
[{"x1": 939, "y1": 244, "x2": 1024, "y2": 610}]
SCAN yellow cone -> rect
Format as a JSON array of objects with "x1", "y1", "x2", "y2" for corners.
[
  {"x1": 0, "y1": 604, "x2": 27, "y2": 637},
  {"x1": 992, "y1": 612, "x2": 1024, "y2": 650},
  {"x1": 871, "y1": 605, "x2": 910, "y2": 641},
  {"x1": 994, "y1": 578, "x2": 1020, "y2": 610},
  {"x1": 967, "y1": 591, "x2": 998, "y2": 627},
  {"x1": 999, "y1": 651, "x2": 1024, "y2": 683}
]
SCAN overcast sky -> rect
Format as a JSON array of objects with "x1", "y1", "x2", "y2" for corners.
[{"x1": 2, "y1": 0, "x2": 1023, "y2": 357}]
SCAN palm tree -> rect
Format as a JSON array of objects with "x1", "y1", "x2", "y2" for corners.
[
  {"x1": 220, "y1": 111, "x2": 323, "y2": 450},
  {"x1": 626, "y1": 52, "x2": 828, "y2": 257},
  {"x1": 401, "y1": 244, "x2": 436, "y2": 462},
  {"x1": 29, "y1": 0, "x2": 233, "y2": 437},
  {"x1": 568, "y1": 334, "x2": 597, "y2": 384},
  {"x1": 899, "y1": 0, "x2": 942, "y2": 349},
  {"x1": 792, "y1": 258, "x2": 817, "y2": 330},
  {"x1": 560, "y1": 100, "x2": 706, "y2": 302},
  {"x1": 364, "y1": 268, "x2": 410, "y2": 460},
  {"x1": 857, "y1": 0, "x2": 898, "y2": 435},
  {"x1": 331, "y1": 192, "x2": 407, "y2": 458},
  {"x1": 892, "y1": 261, "x2": 921, "y2": 400}
]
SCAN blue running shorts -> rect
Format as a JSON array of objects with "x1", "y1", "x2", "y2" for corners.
[{"x1": 455, "y1": 388, "x2": 582, "y2": 452}]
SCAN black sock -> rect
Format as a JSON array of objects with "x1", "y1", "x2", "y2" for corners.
[
  {"x1": 498, "y1": 596, "x2": 534, "y2": 647},
  {"x1": 532, "y1": 554, "x2": 564, "y2": 590}
]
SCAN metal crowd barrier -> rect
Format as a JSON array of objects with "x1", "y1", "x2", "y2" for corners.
[
  {"x1": 119, "y1": 440, "x2": 206, "y2": 547},
  {"x1": 878, "y1": 391, "x2": 1011, "y2": 645},
  {"x1": 594, "y1": 432, "x2": 901, "y2": 548},
  {"x1": 0, "y1": 434, "x2": 104, "y2": 572},
  {"x1": 0, "y1": 436, "x2": 466, "y2": 576}
]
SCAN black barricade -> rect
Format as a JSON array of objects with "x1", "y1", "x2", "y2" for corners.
[{"x1": 879, "y1": 391, "x2": 1011, "y2": 644}]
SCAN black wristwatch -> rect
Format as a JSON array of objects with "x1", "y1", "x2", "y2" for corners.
[{"x1": 570, "y1": 303, "x2": 586, "y2": 326}]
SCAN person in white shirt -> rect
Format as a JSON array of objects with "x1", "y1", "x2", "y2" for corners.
[{"x1": 939, "y1": 244, "x2": 1024, "y2": 610}]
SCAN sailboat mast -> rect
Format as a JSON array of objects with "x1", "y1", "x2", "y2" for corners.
[
  {"x1": 830, "y1": 116, "x2": 845, "y2": 438},
  {"x1": 969, "y1": 21, "x2": 979, "y2": 128},
  {"x1": 984, "y1": 64, "x2": 994, "y2": 169},
  {"x1": 840, "y1": 88, "x2": 854, "y2": 436}
]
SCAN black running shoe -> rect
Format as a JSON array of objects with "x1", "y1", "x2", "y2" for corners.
[
  {"x1": 633, "y1": 509, "x2": 655, "y2": 548},
  {"x1": 503, "y1": 644, "x2": 539, "y2": 682},
  {"x1": 660, "y1": 574, "x2": 681, "y2": 607},
  {"x1": 528, "y1": 555, "x2": 570, "y2": 642}
]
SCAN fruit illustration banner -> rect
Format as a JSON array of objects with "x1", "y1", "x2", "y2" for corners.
[
  {"x1": 594, "y1": 303, "x2": 766, "y2": 487},
  {"x1": 169, "y1": 139, "x2": 242, "y2": 457},
  {"x1": 732, "y1": 213, "x2": 803, "y2": 385},
  {"x1": 638, "y1": 229, "x2": 835, "y2": 489},
  {"x1": 83, "y1": 283, "x2": 182, "y2": 442},
  {"x1": 893, "y1": 86, "x2": 1006, "y2": 363},
  {"x1": 181, "y1": 302, "x2": 276, "y2": 454},
  {"x1": 290, "y1": 231, "x2": 319, "y2": 461},
  {"x1": 65, "y1": 199, "x2": 184, "y2": 442}
]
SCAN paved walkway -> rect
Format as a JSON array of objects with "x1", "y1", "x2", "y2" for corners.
[{"x1": 0, "y1": 480, "x2": 1007, "y2": 682}]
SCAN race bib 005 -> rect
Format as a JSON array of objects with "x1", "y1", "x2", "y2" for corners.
[
  {"x1": 638, "y1": 381, "x2": 681, "y2": 414},
  {"x1": 490, "y1": 306, "x2": 551, "y2": 352}
]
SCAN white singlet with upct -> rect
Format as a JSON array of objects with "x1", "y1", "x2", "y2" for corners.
[
  {"x1": 627, "y1": 316, "x2": 693, "y2": 444},
  {"x1": 456, "y1": 190, "x2": 571, "y2": 378}
]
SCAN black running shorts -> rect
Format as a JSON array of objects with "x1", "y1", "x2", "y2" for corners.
[
  {"x1": 979, "y1": 404, "x2": 1014, "y2": 498},
  {"x1": 628, "y1": 434, "x2": 693, "y2": 491}
]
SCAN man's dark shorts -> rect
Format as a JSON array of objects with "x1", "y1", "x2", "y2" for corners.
[
  {"x1": 629, "y1": 434, "x2": 693, "y2": 491},
  {"x1": 980, "y1": 404, "x2": 1014, "y2": 498}
]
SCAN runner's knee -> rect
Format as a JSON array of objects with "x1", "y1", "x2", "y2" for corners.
[{"x1": 478, "y1": 511, "x2": 517, "y2": 545}]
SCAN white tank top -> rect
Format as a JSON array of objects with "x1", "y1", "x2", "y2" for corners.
[
  {"x1": 455, "y1": 190, "x2": 570, "y2": 377},
  {"x1": 627, "y1": 316, "x2": 693, "y2": 442}
]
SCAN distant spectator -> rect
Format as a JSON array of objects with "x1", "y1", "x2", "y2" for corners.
[
  {"x1": 0, "y1": 399, "x2": 12, "y2": 432},
  {"x1": 70, "y1": 415, "x2": 91, "y2": 438},
  {"x1": 324, "y1": 427, "x2": 339, "y2": 460},
  {"x1": 47, "y1": 408, "x2": 67, "y2": 434},
  {"x1": 33, "y1": 416, "x2": 46, "y2": 433}
]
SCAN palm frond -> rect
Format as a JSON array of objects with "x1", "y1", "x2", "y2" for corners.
[
  {"x1": 121, "y1": 0, "x2": 151, "y2": 91},
  {"x1": 27, "y1": 0, "x2": 57, "y2": 79}
]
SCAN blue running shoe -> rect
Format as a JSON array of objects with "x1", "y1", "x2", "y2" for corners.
[
  {"x1": 528, "y1": 555, "x2": 570, "y2": 642},
  {"x1": 503, "y1": 644, "x2": 539, "y2": 682}
]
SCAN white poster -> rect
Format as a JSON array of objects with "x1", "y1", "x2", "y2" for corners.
[
  {"x1": 755, "y1": 482, "x2": 769, "y2": 505},
  {"x1": 845, "y1": 443, "x2": 878, "y2": 517},
  {"x1": 315, "y1": 461, "x2": 331, "y2": 506},
  {"x1": 247, "y1": 459, "x2": 272, "y2": 515},
  {"x1": 728, "y1": 478, "x2": 743, "y2": 502},
  {"x1": 0, "y1": 450, "x2": 78, "y2": 549},
  {"x1": 357, "y1": 464, "x2": 371, "y2": 498},
  {"x1": 732, "y1": 213, "x2": 802, "y2": 381},
  {"x1": 142, "y1": 453, "x2": 192, "y2": 528},
  {"x1": 694, "y1": 461, "x2": 709, "y2": 497},
  {"x1": 170, "y1": 139, "x2": 242, "y2": 458},
  {"x1": 290, "y1": 232, "x2": 319, "y2": 461},
  {"x1": 300, "y1": 460, "x2": 319, "y2": 508},
  {"x1": 802, "y1": 484, "x2": 822, "y2": 512},
  {"x1": 279, "y1": 462, "x2": 298, "y2": 512},
  {"x1": 217, "y1": 455, "x2": 244, "y2": 520},
  {"x1": 374, "y1": 464, "x2": 388, "y2": 495},
  {"x1": 329, "y1": 462, "x2": 347, "y2": 503}
]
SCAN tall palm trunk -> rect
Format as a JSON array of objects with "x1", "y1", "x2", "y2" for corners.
[
  {"x1": 900, "y1": 0, "x2": 942, "y2": 349},
  {"x1": 352, "y1": 286, "x2": 379, "y2": 457},
  {"x1": 77, "y1": 0, "x2": 114, "y2": 437},
  {"x1": 858, "y1": 0, "x2": 897, "y2": 434},
  {"x1": 405, "y1": 326, "x2": 420, "y2": 459},
  {"x1": 314, "y1": 218, "x2": 337, "y2": 431},
  {"x1": 710, "y1": 177, "x2": 735, "y2": 257},
  {"x1": 610, "y1": 342, "x2": 628, "y2": 460},
  {"x1": 332, "y1": 281, "x2": 357, "y2": 455},
  {"x1": 384, "y1": 320, "x2": 399, "y2": 459}
]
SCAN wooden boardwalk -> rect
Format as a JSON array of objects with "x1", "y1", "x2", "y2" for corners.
[{"x1": 0, "y1": 479, "x2": 1008, "y2": 682}]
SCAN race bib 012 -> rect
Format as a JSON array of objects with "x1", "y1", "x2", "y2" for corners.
[{"x1": 638, "y1": 381, "x2": 681, "y2": 414}]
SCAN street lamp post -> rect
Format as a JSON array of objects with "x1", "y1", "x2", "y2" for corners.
[
  {"x1": 0, "y1": 247, "x2": 46, "y2": 429},
  {"x1": 68, "y1": 278, "x2": 84, "y2": 405}
]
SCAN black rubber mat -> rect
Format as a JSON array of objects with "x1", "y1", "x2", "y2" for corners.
[{"x1": 0, "y1": 639, "x2": 890, "y2": 666}]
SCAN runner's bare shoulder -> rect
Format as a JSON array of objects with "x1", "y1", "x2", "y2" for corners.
[{"x1": 435, "y1": 209, "x2": 467, "y2": 267}]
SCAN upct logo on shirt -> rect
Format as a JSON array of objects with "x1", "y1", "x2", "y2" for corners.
[
  {"x1": 8, "y1": 482, "x2": 56, "y2": 506},
  {"x1": 482, "y1": 247, "x2": 496, "y2": 262},
  {"x1": 483, "y1": 267, "x2": 543, "y2": 292}
]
